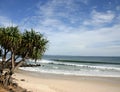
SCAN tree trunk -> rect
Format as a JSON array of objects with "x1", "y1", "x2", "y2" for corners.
[
  {"x1": 2, "y1": 49, "x2": 6, "y2": 62},
  {"x1": 2, "y1": 49, "x2": 8, "y2": 69},
  {"x1": 3, "y1": 70, "x2": 13, "y2": 87},
  {"x1": 11, "y1": 50, "x2": 15, "y2": 71}
]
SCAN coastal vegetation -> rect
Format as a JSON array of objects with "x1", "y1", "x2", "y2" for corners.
[{"x1": 0, "y1": 26, "x2": 48, "y2": 88}]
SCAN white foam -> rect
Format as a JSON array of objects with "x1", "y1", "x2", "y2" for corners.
[
  {"x1": 37, "y1": 59, "x2": 53, "y2": 63},
  {"x1": 19, "y1": 67, "x2": 120, "y2": 77},
  {"x1": 39, "y1": 59, "x2": 120, "y2": 71},
  {"x1": 19, "y1": 59, "x2": 120, "y2": 77},
  {"x1": 35, "y1": 59, "x2": 120, "y2": 71}
]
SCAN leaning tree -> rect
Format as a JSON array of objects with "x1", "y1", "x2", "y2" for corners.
[{"x1": 0, "y1": 26, "x2": 48, "y2": 87}]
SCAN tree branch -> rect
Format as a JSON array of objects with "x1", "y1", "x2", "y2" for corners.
[{"x1": 14, "y1": 58, "x2": 25, "y2": 71}]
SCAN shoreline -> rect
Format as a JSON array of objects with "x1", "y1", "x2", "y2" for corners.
[
  {"x1": 17, "y1": 69, "x2": 120, "y2": 81},
  {"x1": 19, "y1": 67, "x2": 120, "y2": 78},
  {"x1": 12, "y1": 69, "x2": 120, "y2": 92}
]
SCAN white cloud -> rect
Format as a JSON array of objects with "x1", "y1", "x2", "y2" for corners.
[
  {"x1": 83, "y1": 10, "x2": 115, "y2": 26},
  {"x1": 43, "y1": 23, "x2": 120, "y2": 56},
  {"x1": 0, "y1": 16, "x2": 16, "y2": 27},
  {"x1": 37, "y1": 0, "x2": 85, "y2": 24},
  {"x1": 33, "y1": 1, "x2": 120, "y2": 56}
]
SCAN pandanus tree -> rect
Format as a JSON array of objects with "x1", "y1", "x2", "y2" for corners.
[
  {"x1": 0, "y1": 26, "x2": 48, "y2": 86},
  {"x1": 0, "y1": 27, "x2": 21, "y2": 69},
  {"x1": 7, "y1": 27, "x2": 21, "y2": 70},
  {"x1": 22, "y1": 29, "x2": 48, "y2": 61},
  {"x1": 14, "y1": 29, "x2": 48, "y2": 70}
]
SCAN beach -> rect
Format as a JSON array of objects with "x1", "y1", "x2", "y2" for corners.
[{"x1": 12, "y1": 70, "x2": 120, "y2": 92}]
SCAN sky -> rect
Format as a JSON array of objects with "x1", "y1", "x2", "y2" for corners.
[{"x1": 0, "y1": 0, "x2": 120, "y2": 56}]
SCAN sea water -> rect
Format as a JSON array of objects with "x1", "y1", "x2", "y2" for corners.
[{"x1": 20, "y1": 55, "x2": 120, "y2": 77}]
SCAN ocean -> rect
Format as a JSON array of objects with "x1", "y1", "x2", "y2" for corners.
[{"x1": 20, "y1": 55, "x2": 120, "y2": 77}]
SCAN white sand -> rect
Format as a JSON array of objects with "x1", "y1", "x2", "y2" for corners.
[{"x1": 13, "y1": 70, "x2": 120, "y2": 92}]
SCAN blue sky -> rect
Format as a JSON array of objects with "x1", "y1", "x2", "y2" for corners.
[{"x1": 0, "y1": 0, "x2": 120, "y2": 56}]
